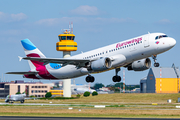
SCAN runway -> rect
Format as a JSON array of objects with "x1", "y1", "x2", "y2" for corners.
[{"x1": 0, "y1": 116, "x2": 179, "y2": 120}]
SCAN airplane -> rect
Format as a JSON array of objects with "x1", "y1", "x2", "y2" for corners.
[
  {"x1": 72, "y1": 88, "x2": 96, "y2": 94},
  {"x1": 5, "y1": 94, "x2": 26, "y2": 103},
  {"x1": 71, "y1": 84, "x2": 96, "y2": 94},
  {"x1": 6, "y1": 33, "x2": 176, "y2": 83}
]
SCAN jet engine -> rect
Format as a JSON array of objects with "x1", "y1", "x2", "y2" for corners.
[
  {"x1": 90, "y1": 57, "x2": 112, "y2": 71},
  {"x1": 127, "y1": 58, "x2": 151, "y2": 71}
]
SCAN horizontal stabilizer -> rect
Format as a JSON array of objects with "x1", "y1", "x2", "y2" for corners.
[
  {"x1": 6, "y1": 71, "x2": 38, "y2": 75},
  {"x1": 18, "y1": 56, "x2": 23, "y2": 61}
]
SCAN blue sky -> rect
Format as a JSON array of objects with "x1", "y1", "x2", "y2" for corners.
[{"x1": 0, "y1": 0, "x2": 179, "y2": 86}]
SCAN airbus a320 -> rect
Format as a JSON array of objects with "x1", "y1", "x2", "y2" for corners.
[{"x1": 7, "y1": 33, "x2": 176, "y2": 83}]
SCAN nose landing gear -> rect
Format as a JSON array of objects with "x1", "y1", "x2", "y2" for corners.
[
  {"x1": 152, "y1": 55, "x2": 160, "y2": 67},
  {"x1": 112, "y1": 68, "x2": 121, "y2": 82}
]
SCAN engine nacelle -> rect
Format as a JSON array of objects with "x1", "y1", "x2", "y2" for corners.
[
  {"x1": 91, "y1": 57, "x2": 112, "y2": 71},
  {"x1": 127, "y1": 58, "x2": 151, "y2": 71},
  {"x1": 110, "y1": 54, "x2": 126, "y2": 68}
]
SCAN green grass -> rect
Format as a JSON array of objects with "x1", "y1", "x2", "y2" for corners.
[
  {"x1": 1, "y1": 93, "x2": 180, "y2": 118},
  {"x1": 0, "y1": 112, "x2": 180, "y2": 118},
  {"x1": 1, "y1": 93, "x2": 180, "y2": 104},
  {"x1": 107, "y1": 105, "x2": 125, "y2": 107},
  {"x1": 39, "y1": 97, "x2": 76, "y2": 100}
]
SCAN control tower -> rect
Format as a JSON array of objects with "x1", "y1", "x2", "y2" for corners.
[{"x1": 56, "y1": 23, "x2": 77, "y2": 97}]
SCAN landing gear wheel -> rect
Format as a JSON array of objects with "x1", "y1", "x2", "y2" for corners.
[
  {"x1": 112, "y1": 75, "x2": 121, "y2": 82},
  {"x1": 20, "y1": 100, "x2": 24, "y2": 103},
  {"x1": 152, "y1": 55, "x2": 160, "y2": 67},
  {"x1": 112, "y1": 68, "x2": 121, "y2": 82},
  {"x1": 86, "y1": 75, "x2": 95, "y2": 83},
  {"x1": 154, "y1": 63, "x2": 160, "y2": 67},
  {"x1": 86, "y1": 76, "x2": 90, "y2": 82}
]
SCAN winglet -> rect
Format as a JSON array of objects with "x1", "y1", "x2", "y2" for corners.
[{"x1": 18, "y1": 56, "x2": 23, "y2": 61}]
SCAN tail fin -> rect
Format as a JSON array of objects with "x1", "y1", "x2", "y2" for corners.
[{"x1": 21, "y1": 39, "x2": 46, "y2": 70}]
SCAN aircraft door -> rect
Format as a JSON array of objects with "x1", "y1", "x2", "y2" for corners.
[{"x1": 144, "y1": 35, "x2": 150, "y2": 48}]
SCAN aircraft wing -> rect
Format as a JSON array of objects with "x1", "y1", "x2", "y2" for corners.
[
  {"x1": 6, "y1": 71, "x2": 38, "y2": 75},
  {"x1": 22, "y1": 57, "x2": 91, "y2": 67}
]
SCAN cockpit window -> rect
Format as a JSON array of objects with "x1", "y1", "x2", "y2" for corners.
[
  {"x1": 155, "y1": 36, "x2": 158, "y2": 40},
  {"x1": 155, "y1": 35, "x2": 168, "y2": 40}
]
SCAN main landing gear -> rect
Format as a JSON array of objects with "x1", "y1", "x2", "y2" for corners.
[
  {"x1": 86, "y1": 75, "x2": 95, "y2": 83},
  {"x1": 152, "y1": 55, "x2": 160, "y2": 67},
  {"x1": 112, "y1": 68, "x2": 121, "y2": 82}
]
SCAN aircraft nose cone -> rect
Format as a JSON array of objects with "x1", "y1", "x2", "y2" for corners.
[{"x1": 170, "y1": 38, "x2": 176, "y2": 47}]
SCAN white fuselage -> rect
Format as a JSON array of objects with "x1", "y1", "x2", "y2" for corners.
[{"x1": 43, "y1": 33, "x2": 176, "y2": 79}]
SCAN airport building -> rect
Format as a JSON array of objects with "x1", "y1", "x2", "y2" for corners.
[
  {"x1": 140, "y1": 65, "x2": 180, "y2": 93},
  {"x1": 0, "y1": 80, "x2": 50, "y2": 97}
]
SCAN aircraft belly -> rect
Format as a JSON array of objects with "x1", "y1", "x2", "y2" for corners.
[{"x1": 48, "y1": 65, "x2": 87, "y2": 79}]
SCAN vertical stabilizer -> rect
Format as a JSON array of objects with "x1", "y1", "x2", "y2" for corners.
[{"x1": 21, "y1": 39, "x2": 46, "y2": 71}]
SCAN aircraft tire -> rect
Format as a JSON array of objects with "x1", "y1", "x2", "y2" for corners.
[
  {"x1": 117, "y1": 76, "x2": 121, "y2": 82},
  {"x1": 86, "y1": 76, "x2": 95, "y2": 83},
  {"x1": 112, "y1": 76, "x2": 121, "y2": 82},
  {"x1": 91, "y1": 76, "x2": 95, "y2": 83},
  {"x1": 154, "y1": 63, "x2": 160, "y2": 67},
  {"x1": 86, "y1": 76, "x2": 90, "y2": 82},
  {"x1": 112, "y1": 76, "x2": 117, "y2": 82},
  {"x1": 20, "y1": 100, "x2": 24, "y2": 103}
]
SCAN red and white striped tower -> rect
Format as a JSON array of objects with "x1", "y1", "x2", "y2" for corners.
[
  {"x1": 160, "y1": 68, "x2": 162, "y2": 93},
  {"x1": 123, "y1": 70, "x2": 125, "y2": 93}
]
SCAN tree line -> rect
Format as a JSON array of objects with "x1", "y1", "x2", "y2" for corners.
[{"x1": 91, "y1": 83, "x2": 140, "y2": 92}]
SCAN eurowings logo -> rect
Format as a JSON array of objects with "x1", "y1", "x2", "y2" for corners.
[
  {"x1": 116, "y1": 37, "x2": 142, "y2": 48},
  {"x1": 155, "y1": 41, "x2": 159, "y2": 44}
]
